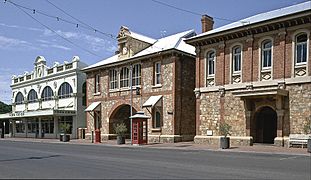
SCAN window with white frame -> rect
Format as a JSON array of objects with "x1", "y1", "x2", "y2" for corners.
[
  {"x1": 94, "y1": 74, "x2": 101, "y2": 93},
  {"x1": 41, "y1": 86, "x2": 54, "y2": 101},
  {"x1": 295, "y1": 33, "x2": 308, "y2": 65},
  {"x1": 15, "y1": 92, "x2": 24, "y2": 105},
  {"x1": 27, "y1": 89, "x2": 38, "y2": 103},
  {"x1": 154, "y1": 111, "x2": 161, "y2": 128},
  {"x1": 232, "y1": 46, "x2": 241, "y2": 72},
  {"x1": 206, "y1": 51, "x2": 215, "y2": 76},
  {"x1": 261, "y1": 40, "x2": 272, "y2": 69},
  {"x1": 154, "y1": 62, "x2": 161, "y2": 85},
  {"x1": 58, "y1": 82, "x2": 73, "y2": 99},
  {"x1": 120, "y1": 67, "x2": 129, "y2": 88},
  {"x1": 132, "y1": 64, "x2": 141, "y2": 87},
  {"x1": 109, "y1": 69, "x2": 118, "y2": 90}
]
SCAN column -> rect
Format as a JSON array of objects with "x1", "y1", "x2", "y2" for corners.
[
  {"x1": 54, "y1": 116, "x2": 58, "y2": 138},
  {"x1": 245, "y1": 111, "x2": 252, "y2": 136},
  {"x1": 38, "y1": 117, "x2": 42, "y2": 138},
  {"x1": 276, "y1": 109, "x2": 284, "y2": 147}
]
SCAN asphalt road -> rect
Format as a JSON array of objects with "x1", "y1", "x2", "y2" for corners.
[{"x1": 0, "y1": 140, "x2": 310, "y2": 179}]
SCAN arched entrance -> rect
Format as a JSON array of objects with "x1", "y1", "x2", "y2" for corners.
[
  {"x1": 109, "y1": 104, "x2": 137, "y2": 138},
  {"x1": 253, "y1": 107, "x2": 277, "y2": 144}
]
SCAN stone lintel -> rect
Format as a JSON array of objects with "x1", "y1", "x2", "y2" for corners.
[{"x1": 232, "y1": 88, "x2": 288, "y2": 97}]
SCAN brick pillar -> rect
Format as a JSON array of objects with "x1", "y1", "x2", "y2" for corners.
[
  {"x1": 243, "y1": 37, "x2": 254, "y2": 82},
  {"x1": 215, "y1": 42, "x2": 225, "y2": 86},
  {"x1": 273, "y1": 30, "x2": 286, "y2": 79}
]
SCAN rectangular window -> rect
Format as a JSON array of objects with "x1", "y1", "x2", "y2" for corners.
[
  {"x1": 154, "y1": 62, "x2": 161, "y2": 85},
  {"x1": 15, "y1": 120, "x2": 25, "y2": 133},
  {"x1": 109, "y1": 69, "x2": 118, "y2": 90},
  {"x1": 27, "y1": 119, "x2": 38, "y2": 133},
  {"x1": 95, "y1": 74, "x2": 100, "y2": 93},
  {"x1": 58, "y1": 116, "x2": 73, "y2": 134},
  {"x1": 120, "y1": 67, "x2": 129, "y2": 88},
  {"x1": 296, "y1": 43, "x2": 307, "y2": 64},
  {"x1": 41, "y1": 118, "x2": 54, "y2": 134},
  {"x1": 262, "y1": 50, "x2": 271, "y2": 68},
  {"x1": 132, "y1": 64, "x2": 141, "y2": 87}
]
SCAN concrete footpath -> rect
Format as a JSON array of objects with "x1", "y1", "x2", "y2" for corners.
[{"x1": 1, "y1": 137, "x2": 310, "y2": 156}]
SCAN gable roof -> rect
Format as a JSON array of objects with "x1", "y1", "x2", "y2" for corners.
[
  {"x1": 188, "y1": 1, "x2": 311, "y2": 41},
  {"x1": 83, "y1": 29, "x2": 196, "y2": 71}
]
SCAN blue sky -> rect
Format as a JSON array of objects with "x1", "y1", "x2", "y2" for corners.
[{"x1": 0, "y1": 0, "x2": 307, "y2": 104}]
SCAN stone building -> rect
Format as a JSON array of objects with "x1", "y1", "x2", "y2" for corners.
[
  {"x1": 0, "y1": 56, "x2": 87, "y2": 139},
  {"x1": 83, "y1": 26, "x2": 196, "y2": 143},
  {"x1": 186, "y1": 2, "x2": 311, "y2": 146}
]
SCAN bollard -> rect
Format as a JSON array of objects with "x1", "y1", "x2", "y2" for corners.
[
  {"x1": 307, "y1": 139, "x2": 311, "y2": 153},
  {"x1": 91, "y1": 130, "x2": 94, "y2": 143}
]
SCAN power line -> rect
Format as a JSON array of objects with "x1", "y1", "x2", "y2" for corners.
[
  {"x1": 4, "y1": 0, "x2": 116, "y2": 40},
  {"x1": 150, "y1": 0, "x2": 237, "y2": 22},
  {"x1": 45, "y1": 0, "x2": 115, "y2": 39},
  {"x1": 6, "y1": 0, "x2": 102, "y2": 58}
]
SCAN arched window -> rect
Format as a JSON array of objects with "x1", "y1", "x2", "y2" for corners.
[
  {"x1": 27, "y1": 89, "x2": 38, "y2": 103},
  {"x1": 41, "y1": 86, "x2": 54, "y2": 101},
  {"x1": 261, "y1": 40, "x2": 272, "y2": 69},
  {"x1": 206, "y1": 51, "x2": 215, "y2": 76},
  {"x1": 295, "y1": 33, "x2": 308, "y2": 64},
  {"x1": 232, "y1": 46, "x2": 241, "y2": 72},
  {"x1": 120, "y1": 67, "x2": 129, "y2": 88},
  {"x1": 154, "y1": 111, "x2": 161, "y2": 128},
  {"x1": 58, "y1": 82, "x2": 73, "y2": 99},
  {"x1": 15, "y1": 92, "x2": 24, "y2": 105}
]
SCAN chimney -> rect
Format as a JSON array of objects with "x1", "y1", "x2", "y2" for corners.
[{"x1": 201, "y1": 14, "x2": 214, "y2": 33}]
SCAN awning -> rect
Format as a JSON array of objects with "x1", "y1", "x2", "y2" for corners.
[
  {"x1": 142, "y1": 95, "x2": 162, "y2": 108},
  {"x1": 85, "y1": 102, "x2": 101, "y2": 112}
]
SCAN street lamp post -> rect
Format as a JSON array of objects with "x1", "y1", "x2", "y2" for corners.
[{"x1": 130, "y1": 64, "x2": 133, "y2": 145}]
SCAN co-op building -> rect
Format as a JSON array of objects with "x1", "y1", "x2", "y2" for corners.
[{"x1": 0, "y1": 56, "x2": 87, "y2": 139}]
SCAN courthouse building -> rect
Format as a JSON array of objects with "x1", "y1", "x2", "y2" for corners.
[
  {"x1": 83, "y1": 26, "x2": 196, "y2": 143},
  {"x1": 0, "y1": 56, "x2": 87, "y2": 139},
  {"x1": 186, "y1": 2, "x2": 311, "y2": 146}
]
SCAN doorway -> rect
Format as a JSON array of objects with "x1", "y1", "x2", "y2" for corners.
[
  {"x1": 109, "y1": 104, "x2": 136, "y2": 138},
  {"x1": 254, "y1": 107, "x2": 277, "y2": 144}
]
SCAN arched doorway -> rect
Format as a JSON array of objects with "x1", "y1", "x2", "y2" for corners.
[
  {"x1": 109, "y1": 104, "x2": 136, "y2": 138},
  {"x1": 254, "y1": 107, "x2": 277, "y2": 144}
]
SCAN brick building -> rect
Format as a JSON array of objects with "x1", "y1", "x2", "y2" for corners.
[
  {"x1": 83, "y1": 26, "x2": 196, "y2": 143},
  {"x1": 186, "y1": 2, "x2": 311, "y2": 146}
]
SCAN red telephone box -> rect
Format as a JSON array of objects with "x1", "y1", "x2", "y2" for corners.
[{"x1": 130, "y1": 111, "x2": 150, "y2": 145}]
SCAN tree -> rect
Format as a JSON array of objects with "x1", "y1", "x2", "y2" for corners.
[{"x1": 0, "y1": 101, "x2": 11, "y2": 114}]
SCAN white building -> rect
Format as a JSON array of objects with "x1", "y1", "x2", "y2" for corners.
[{"x1": 0, "y1": 56, "x2": 87, "y2": 139}]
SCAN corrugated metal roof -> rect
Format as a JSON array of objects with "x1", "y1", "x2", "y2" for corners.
[
  {"x1": 188, "y1": 1, "x2": 311, "y2": 40},
  {"x1": 83, "y1": 29, "x2": 196, "y2": 71}
]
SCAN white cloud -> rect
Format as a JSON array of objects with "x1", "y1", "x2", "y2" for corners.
[
  {"x1": 0, "y1": 23, "x2": 43, "y2": 32},
  {"x1": 0, "y1": 68, "x2": 13, "y2": 104},
  {"x1": 36, "y1": 39, "x2": 71, "y2": 51},
  {"x1": 51, "y1": 44, "x2": 71, "y2": 51},
  {"x1": 0, "y1": 35, "x2": 38, "y2": 50},
  {"x1": 42, "y1": 29, "x2": 117, "y2": 53}
]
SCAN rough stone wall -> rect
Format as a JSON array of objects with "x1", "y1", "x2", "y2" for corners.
[
  {"x1": 223, "y1": 92, "x2": 246, "y2": 136},
  {"x1": 198, "y1": 91, "x2": 220, "y2": 136},
  {"x1": 287, "y1": 83, "x2": 311, "y2": 134}
]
